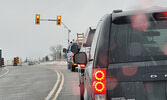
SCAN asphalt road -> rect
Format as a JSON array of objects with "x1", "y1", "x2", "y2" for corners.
[
  {"x1": 0, "y1": 67, "x2": 8, "y2": 77},
  {"x1": 0, "y1": 63, "x2": 79, "y2": 100},
  {"x1": 48, "y1": 65, "x2": 80, "y2": 100}
]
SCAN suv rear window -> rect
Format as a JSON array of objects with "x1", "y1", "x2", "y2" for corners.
[{"x1": 109, "y1": 14, "x2": 167, "y2": 63}]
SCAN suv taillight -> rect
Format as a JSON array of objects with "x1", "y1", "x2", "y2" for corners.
[
  {"x1": 72, "y1": 63, "x2": 77, "y2": 66},
  {"x1": 72, "y1": 53, "x2": 74, "y2": 57},
  {"x1": 94, "y1": 82, "x2": 105, "y2": 92},
  {"x1": 95, "y1": 70, "x2": 105, "y2": 81},
  {"x1": 80, "y1": 64, "x2": 86, "y2": 68},
  {"x1": 92, "y1": 69, "x2": 106, "y2": 100}
]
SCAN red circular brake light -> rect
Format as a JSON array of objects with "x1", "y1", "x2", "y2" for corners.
[
  {"x1": 95, "y1": 70, "x2": 105, "y2": 81},
  {"x1": 94, "y1": 82, "x2": 105, "y2": 92}
]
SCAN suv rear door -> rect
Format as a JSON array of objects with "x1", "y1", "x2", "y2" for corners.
[
  {"x1": 107, "y1": 11, "x2": 167, "y2": 100},
  {"x1": 84, "y1": 21, "x2": 102, "y2": 99},
  {"x1": 84, "y1": 14, "x2": 112, "y2": 100}
]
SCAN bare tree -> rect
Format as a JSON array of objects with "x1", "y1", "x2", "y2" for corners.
[
  {"x1": 56, "y1": 45, "x2": 62, "y2": 59},
  {"x1": 50, "y1": 46, "x2": 57, "y2": 60},
  {"x1": 50, "y1": 44, "x2": 63, "y2": 60}
]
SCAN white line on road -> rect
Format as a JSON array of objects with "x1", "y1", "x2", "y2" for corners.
[
  {"x1": 45, "y1": 70, "x2": 60, "y2": 100},
  {"x1": 0, "y1": 67, "x2": 9, "y2": 78},
  {"x1": 52, "y1": 70, "x2": 64, "y2": 100}
]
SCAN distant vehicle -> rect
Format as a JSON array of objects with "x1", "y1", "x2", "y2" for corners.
[
  {"x1": 78, "y1": 27, "x2": 96, "y2": 100},
  {"x1": 75, "y1": 8, "x2": 167, "y2": 100},
  {"x1": 63, "y1": 33, "x2": 84, "y2": 72},
  {"x1": 28, "y1": 62, "x2": 36, "y2": 66},
  {"x1": 64, "y1": 41, "x2": 79, "y2": 72}
]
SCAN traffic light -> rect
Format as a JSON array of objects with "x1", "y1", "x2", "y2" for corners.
[
  {"x1": 1, "y1": 58, "x2": 4, "y2": 67},
  {"x1": 35, "y1": 14, "x2": 40, "y2": 25},
  {"x1": 57, "y1": 16, "x2": 61, "y2": 25},
  {"x1": 16, "y1": 57, "x2": 19, "y2": 64}
]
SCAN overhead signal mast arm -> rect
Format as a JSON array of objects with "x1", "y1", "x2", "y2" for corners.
[{"x1": 35, "y1": 14, "x2": 71, "y2": 45}]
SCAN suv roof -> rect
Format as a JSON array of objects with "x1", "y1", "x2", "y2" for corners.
[
  {"x1": 112, "y1": 7, "x2": 167, "y2": 21},
  {"x1": 82, "y1": 27, "x2": 96, "y2": 47}
]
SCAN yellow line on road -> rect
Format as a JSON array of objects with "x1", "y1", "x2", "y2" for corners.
[
  {"x1": 45, "y1": 70, "x2": 60, "y2": 100},
  {"x1": 52, "y1": 70, "x2": 64, "y2": 100},
  {"x1": 0, "y1": 67, "x2": 9, "y2": 78}
]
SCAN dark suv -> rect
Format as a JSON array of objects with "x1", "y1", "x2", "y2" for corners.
[{"x1": 75, "y1": 8, "x2": 167, "y2": 100}]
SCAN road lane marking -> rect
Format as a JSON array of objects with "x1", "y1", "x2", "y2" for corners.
[
  {"x1": 0, "y1": 67, "x2": 9, "y2": 78},
  {"x1": 52, "y1": 70, "x2": 64, "y2": 100},
  {"x1": 45, "y1": 70, "x2": 60, "y2": 100}
]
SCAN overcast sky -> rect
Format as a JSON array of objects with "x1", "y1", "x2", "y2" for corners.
[{"x1": 0, "y1": 0, "x2": 167, "y2": 60}]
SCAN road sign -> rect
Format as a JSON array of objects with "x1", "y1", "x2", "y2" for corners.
[
  {"x1": 35, "y1": 14, "x2": 40, "y2": 25},
  {"x1": 57, "y1": 16, "x2": 61, "y2": 25},
  {"x1": 16, "y1": 57, "x2": 19, "y2": 64},
  {"x1": 14, "y1": 57, "x2": 17, "y2": 66},
  {"x1": 1, "y1": 58, "x2": 4, "y2": 67}
]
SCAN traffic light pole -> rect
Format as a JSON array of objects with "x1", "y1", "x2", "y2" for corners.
[
  {"x1": 40, "y1": 19, "x2": 71, "y2": 46},
  {"x1": 62, "y1": 22, "x2": 71, "y2": 45},
  {"x1": 40, "y1": 19, "x2": 57, "y2": 21}
]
